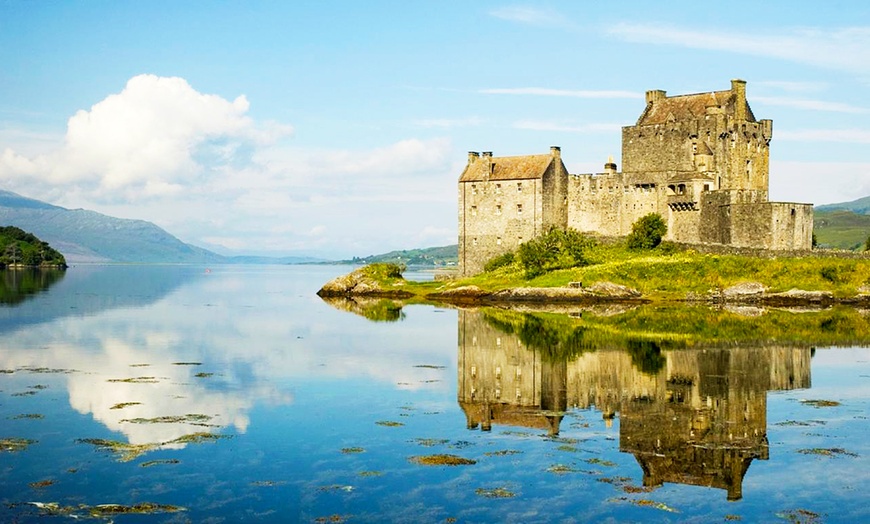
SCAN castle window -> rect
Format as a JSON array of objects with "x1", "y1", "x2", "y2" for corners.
[
  {"x1": 517, "y1": 182, "x2": 523, "y2": 192},
  {"x1": 471, "y1": 205, "x2": 477, "y2": 216},
  {"x1": 472, "y1": 237, "x2": 478, "y2": 246},
  {"x1": 495, "y1": 204, "x2": 502, "y2": 216},
  {"x1": 471, "y1": 184, "x2": 477, "y2": 195},
  {"x1": 495, "y1": 183, "x2": 502, "y2": 194},
  {"x1": 518, "y1": 236, "x2": 523, "y2": 243},
  {"x1": 704, "y1": 184, "x2": 710, "y2": 191},
  {"x1": 496, "y1": 236, "x2": 502, "y2": 245},
  {"x1": 517, "y1": 204, "x2": 523, "y2": 214}
]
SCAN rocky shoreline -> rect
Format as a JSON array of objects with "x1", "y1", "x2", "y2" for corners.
[{"x1": 317, "y1": 267, "x2": 870, "y2": 307}]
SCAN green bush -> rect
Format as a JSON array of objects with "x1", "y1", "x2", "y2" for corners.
[
  {"x1": 627, "y1": 213, "x2": 667, "y2": 249},
  {"x1": 484, "y1": 252, "x2": 515, "y2": 272},
  {"x1": 517, "y1": 227, "x2": 595, "y2": 278}
]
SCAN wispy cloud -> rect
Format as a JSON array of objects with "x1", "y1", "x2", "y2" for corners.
[
  {"x1": 755, "y1": 80, "x2": 828, "y2": 93},
  {"x1": 513, "y1": 120, "x2": 622, "y2": 133},
  {"x1": 776, "y1": 128, "x2": 870, "y2": 143},
  {"x1": 489, "y1": 6, "x2": 572, "y2": 28},
  {"x1": 753, "y1": 96, "x2": 870, "y2": 114},
  {"x1": 480, "y1": 87, "x2": 641, "y2": 99},
  {"x1": 608, "y1": 23, "x2": 870, "y2": 75}
]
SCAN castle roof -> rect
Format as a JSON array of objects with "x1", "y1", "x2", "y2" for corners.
[
  {"x1": 637, "y1": 90, "x2": 756, "y2": 126},
  {"x1": 459, "y1": 153, "x2": 554, "y2": 182}
]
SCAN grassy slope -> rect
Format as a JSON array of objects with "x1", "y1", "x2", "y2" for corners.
[{"x1": 814, "y1": 209, "x2": 870, "y2": 250}]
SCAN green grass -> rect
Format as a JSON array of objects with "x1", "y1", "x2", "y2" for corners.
[{"x1": 453, "y1": 243, "x2": 870, "y2": 299}]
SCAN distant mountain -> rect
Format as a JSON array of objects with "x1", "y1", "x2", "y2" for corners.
[
  {"x1": 816, "y1": 196, "x2": 870, "y2": 215},
  {"x1": 0, "y1": 190, "x2": 225, "y2": 263},
  {"x1": 342, "y1": 244, "x2": 458, "y2": 266}
]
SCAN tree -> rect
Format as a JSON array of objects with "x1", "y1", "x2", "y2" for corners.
[
  {"x1": 517, "y1": 227, "x2": 595, "y2": 278},
  {"x1": 864, "y1": 234, "x2": 870, "y2": 252},
  {"x1": 627, "y1": 213, "x2": 667, "y2": 249}
]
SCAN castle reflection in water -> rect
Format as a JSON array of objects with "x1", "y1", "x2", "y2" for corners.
[{"x1": 457, "y1": 309, "x2": 811, "y2": 501}]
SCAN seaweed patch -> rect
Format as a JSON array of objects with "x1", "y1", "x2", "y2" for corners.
[
  {"x1": 797, "y1": 447, "x2": 858, "y2": 458},
  {"x1": 1, "y1": 437, "x2": 36, "y2": 452},
  {"x1": 109, "y1": 402, "x2": 142, "y2": 410},
  {"x1": 409, "y1": 454, "x2": 477, "y2": 466},
  {"x1": 108, "y1": 377, "x2": 159, "y2": 384},
  {"x1": 800, "y1": 399, "x2": 841, "y2": 408},
  {"x1": 475, "y1": 487, "x2": 516, "y2": 498}
]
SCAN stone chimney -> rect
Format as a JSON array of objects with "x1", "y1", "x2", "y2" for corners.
[
  {"x1": 550, "y1": 146, "x2": 561, "y2": 160},
  {"x1": 731, "y1": 79, "x2": 747, "y2": 122},
  {"x1": 468, "y1": 151, "x2": 480, "y2": 164},
  {"x1": 646, "y1": 89, "x2": 666, "y2": 105},
  {"x1": 482, "y1": 151, "x2": 492, "y2": 159},
  {"x1": 604, "y1": 155, "x2": 617, "y2": 174}
]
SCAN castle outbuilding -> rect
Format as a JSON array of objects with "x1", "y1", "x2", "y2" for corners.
[{"x1": 458, "y1": 80, "x2": 814, "y2": 276}]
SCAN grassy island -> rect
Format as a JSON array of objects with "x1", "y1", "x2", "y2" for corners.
[{"x1": 319, "y1": 238, "x2": 870, "y2": 306}]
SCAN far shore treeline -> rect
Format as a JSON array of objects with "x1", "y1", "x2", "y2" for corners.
[{"x1": 0, "y1": 226, "x2": 67, "y2": 268}]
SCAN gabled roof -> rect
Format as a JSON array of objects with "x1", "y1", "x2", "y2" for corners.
[
  {"x1": 459, "y1": 154, "x2": 554, "y2": 182},
  {"x1": 637, "y1": 90, "x2": 756, "y2": 126}
]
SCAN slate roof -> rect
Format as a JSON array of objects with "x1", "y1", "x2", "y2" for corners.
[
  {"x1": 459, "y1": 154, "x2": 554, "y2": 182},
  {"x1": 637, "y1": 90, "x2": 756, "y2": 126}
]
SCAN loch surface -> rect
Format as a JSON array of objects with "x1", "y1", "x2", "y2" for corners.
[{"x1": 0, "y1": 265, "x2": 868, "y2": 522}]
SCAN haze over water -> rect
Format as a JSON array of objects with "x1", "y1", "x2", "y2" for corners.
[{"x1": 0, "y1": 265, "x2": 868, "y2": 522}]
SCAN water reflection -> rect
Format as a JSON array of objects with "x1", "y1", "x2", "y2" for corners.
[
  {"x1": 458, "y1": 308, "x2": 813, "y2": 500},
  {"x1": 0, "y1": 268, "x2": 65, "y2": 305}
]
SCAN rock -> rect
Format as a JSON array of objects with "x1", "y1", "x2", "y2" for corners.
[
  {"x1": 858, "y1": 284, "x2": 870, "y2": 295},
  {"x1": 317, "y1": 267, "x2": 412, "y2": 298},
  {"x1": 428, "y1": 286, "x2": 490, "y2": 300},
  {"x1": 722, "y1": 281, "x2": 766, "y2": 297},
  {"x1": 764, "y1": 289, "x2": 834, "y2": 304},
  {"x1": 585, "y1": 281, "x2": 642, "y2": 298}
]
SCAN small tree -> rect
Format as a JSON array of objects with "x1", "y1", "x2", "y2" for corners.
[
  {"x1": 517, "y1": 227, "x2": 595, "y2": 278},
  {"x1": 864, "y1": 234, "x2": 870, "y2": 252},
  {"x1": 627, "y1": 213, "x2": 667, "y2": 249}
]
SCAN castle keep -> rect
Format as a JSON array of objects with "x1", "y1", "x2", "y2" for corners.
[{"x1": 458, "y1": 80, "x2": 813, "y2": 275}]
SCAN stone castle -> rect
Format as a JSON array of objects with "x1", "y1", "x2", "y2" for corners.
[{"x1": 458, "y1": 79, "x2": 814, "y2": 275}]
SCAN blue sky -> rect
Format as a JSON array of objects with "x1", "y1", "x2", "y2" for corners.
[{"x1": 2, "y1": 1, "x2": 870, "y2": 258}]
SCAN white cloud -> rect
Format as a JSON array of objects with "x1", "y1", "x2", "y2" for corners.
[
  {"x1": 480, "y1": 87, "x2": 641, "y2": 99},
  {"x1": 0, "y1": 75, "x2": 458, "y2": 258},
  {"x1": 607, "y1": 23, "x2": 870, "y2": 76},
  {"x1": 1, "y1": 74, "x2": 293, "y2": 203},
  {"x1": 753, "y1": 96, "x2": 870, "y2": 114}
]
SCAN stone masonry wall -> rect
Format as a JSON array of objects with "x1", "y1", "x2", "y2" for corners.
[{"x1": 459, "y1": 178, "x2": 541, "y2": 275}]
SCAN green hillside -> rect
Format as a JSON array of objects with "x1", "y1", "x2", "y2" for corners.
[
  {"x1": 0, "y1": 226, "x2": 67, "y2": 267},
  {"x1": 814, "y1": 209, "x2": 870, "y2": 250},
  {"x1": 816, "y1": 196, "x2": 870, "y2": 215},
  {"x1": 345, "y1": 244, "x2": 458, "y2": 266}
]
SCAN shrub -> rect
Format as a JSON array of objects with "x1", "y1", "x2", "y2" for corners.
[
  {"x1": 484, "y1": 252, "x2": 515, "y2": 272},
  {"x1": 627, "y1": 213, "x2": 667, "y2": 249},
  {"x1": 517, "y1": 227, "x2": 595, "y2": 278},
  {"x1": 361, "y1": 262, "x2": 406, "y2": 280},
  {"x1": 865, "y1": 235, "x2": 870, "y2": 252}
]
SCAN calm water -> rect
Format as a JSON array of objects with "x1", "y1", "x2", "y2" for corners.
[{"x1": 0, "y1": 265, "x2": 868, "y2": 523}]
